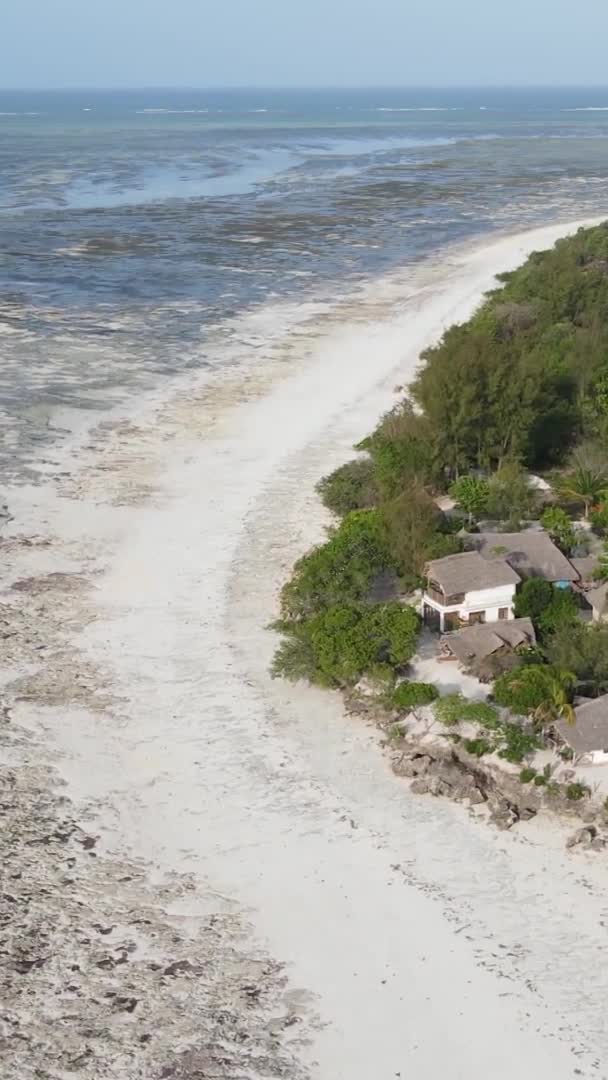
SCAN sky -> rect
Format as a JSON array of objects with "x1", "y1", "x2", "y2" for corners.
[{"x1": 3, "y1": 0, "x2": 608, "y2": 89}]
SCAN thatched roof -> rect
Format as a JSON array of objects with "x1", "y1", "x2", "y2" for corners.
[
  {"x1": 466, "y1": 530, "x2": 579, "y2": 583},
  {"x1": 425, "y1": 551, "x2": 520, "y2": 596},
  {"x1": 556, "y1": 695, "x2": 608, "y2": 755},
  {"x1": 586, "y1": 581, "x2": 608, "y2": 616},
  {"x1": 571, "y1": 556, "x2": 600, "y2": 584},
  {"x1": 443, "y1": 618, "x2": 536, "y2": 665}
]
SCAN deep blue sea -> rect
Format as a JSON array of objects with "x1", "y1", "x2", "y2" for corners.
[{"x1": 2, "y1": 87, "x2": 608, "y2": 478}]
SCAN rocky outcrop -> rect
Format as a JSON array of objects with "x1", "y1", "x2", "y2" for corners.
[{"x1": 346, "y1": 692, "x2": 608, "y2": 847}]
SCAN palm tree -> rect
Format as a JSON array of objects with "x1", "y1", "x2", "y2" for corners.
[
  {"x1": 533, "y1": 672, "x2": 576, "y2": 728},
  {"x1": 559, "y1": 457, "x2": 608, "y2": 520}
]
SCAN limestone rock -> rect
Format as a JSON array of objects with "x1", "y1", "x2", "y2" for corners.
[{"x1": 566, "y1": 826, "x2": 597, "y2": 849}]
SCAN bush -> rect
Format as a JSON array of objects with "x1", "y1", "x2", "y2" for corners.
[
  {"x1": 533, "y1": 773, "x2": 547, "y2": 786},
  {"x1": 392, "y1": 681, "x2": 439, "y2": 710},
  {"x1": 540, "y1": 506, "x2": 576, "y2": 554},
  {"x1": 493, "y1": 664, "x2": 572, "y2": 716},
  {"x1": 519, "y1": 767, "x2": 537, "y2": 783},
  {"x1": 433, "y1": 694, "x2": 499, "y2": 728},
  {"x1": 497, "y1": 723, "x2": 539, "y2": 763},
  {"x1": 566, "y1": 782, "x2": 589, "y2": 801},
  {"x1": 316, "y1": 457, "x2": 378, "y2": 517},
  {"x1": 590, "y1": 502, "x2": 608, "y2": 536},
  {"x1": 463, "y1": 737, "x2": 492, "y2": 757}
]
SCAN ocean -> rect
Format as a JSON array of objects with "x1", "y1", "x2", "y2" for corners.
[{"x1": 2, "y1": 86, "x2": 608, "y2": 480}]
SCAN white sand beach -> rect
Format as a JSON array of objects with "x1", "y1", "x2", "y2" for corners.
[{"x1": 5, "y1": 218, "x2": 608, "y2": 1077}]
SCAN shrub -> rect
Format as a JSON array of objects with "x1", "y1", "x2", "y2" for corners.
[
  {"x1": 497, "y1": 723, "x2": 539, "y2": 764},
  {"x1": 463, "y1": 737, "x2": 492, "y2": 757},
  {"x1": 590, "y1": 502, "x2": 608, "y2": 536},
  {"x1": 540, "y1": 506, "x2": 576, "y2": 553},
  {"x1": 316, "y1": 457, "x2": 378, "y2": 517},
  {"x1": 519, "y1": 767, "x2": 537, "y2": 783},
  {"x1": 565, "y1": 782, "x2": 589, "y2": 801},
  {"x1": 433, "y1": 694, "x2": 500, "y2": 728},
  {"x1": 392, "y1": 681, "x2": 439, "y2": 710},
  {"x1": 493, "y1": 664, "x2": 572, "y2": 717}
]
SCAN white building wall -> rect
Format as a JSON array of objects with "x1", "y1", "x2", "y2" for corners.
[
  {"x1": 463, "y1": 584, "x2": 517, "y2": 615},
  {"x1": 422, "y1": 583, "x2": 516, "y2": 631}
]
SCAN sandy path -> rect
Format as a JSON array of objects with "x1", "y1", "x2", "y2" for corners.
[{"x1": 6, "y1": 219, "x2": 608, "y2": 1078}]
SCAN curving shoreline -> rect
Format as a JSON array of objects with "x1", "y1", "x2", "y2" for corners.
[{"x1": 4, "y1": 218, "x2": 608, "y2": 1077}]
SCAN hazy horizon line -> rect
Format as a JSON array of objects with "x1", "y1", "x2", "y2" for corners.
[{"x1": 2, "y1": 82, "x2": 608, "y2": 93}]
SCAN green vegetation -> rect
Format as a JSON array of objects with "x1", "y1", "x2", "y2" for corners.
[
  {"x1": 540, "y1": 506, "x2": 576, "y2": 554},
  {"x1": 462, "y1": 737, "x2": 492, "y2": 758},
  {"x1": 433, "y1": 694, "x2": 500, "y2": 728},
  {"x1": 392, "y1": 681, "x2": 439, "y2": 710},
  {"x1": 546, "y1": 621, "x2": 608, "y2": 696},
  {"x1": 594, "y1": 539, "x2": 608, "y2": 582},
  {"x1": 433, "y1": 694, "x2": 538, "y2": 762},
  {"x1": 497, "y1": 724, "x2": 540, "y2": 764},
  {"x1": 449, "y1": 475, "x2": 489, "y2": 524},
  {"x1": 493, "y1": 665, "x2": 575, "y2": 724},
  {"x1": 559, "y1": 449, "x2": 608, "y2": 520},
  {"x1": 519, "y1": 766, "x2": 538, "y2": 783},
  {"x1": 279, "y1": 510, "x2": 391, "y2": 621},
  {"x1": 272, "y1": 602, "x2": 419, "y2": 688},
  {"x1": 316, "y1": 457, "x2": 378, "y2": 518},
  {"x1": 590, "y1": 502, "x2": 608, "y2": 535},
  {"x1": 565, "y1": 782, "x2": 589, "y2": 802},
  {"x1": 513, "y1": 577, "x2": 578, "y2": 639},
  {"x1": 273, "y1": 223, "x2": 608, "y2": 796},
  {"x1": 484, "y1": 462, "x2": 540, "y2": 528},
  {"x1": 380, "y1": 486, "x2": 461, "y2": 587}
]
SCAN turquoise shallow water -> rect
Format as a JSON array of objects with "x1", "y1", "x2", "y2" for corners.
[{"x1": 1, "y1": 87, "x2": 608, "y2": 478}]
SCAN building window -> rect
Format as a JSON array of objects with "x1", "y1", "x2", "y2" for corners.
[
  {"x1": 498, "y1": 607, "x2": 509, "y2": 620},
  {"x1": 468, "y1": 611, "x2": 486, "y2": 625}
]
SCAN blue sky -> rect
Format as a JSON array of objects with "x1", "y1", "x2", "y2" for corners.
[{"x1": 3, "y1": 0, "x2": 608, "y2": 88}]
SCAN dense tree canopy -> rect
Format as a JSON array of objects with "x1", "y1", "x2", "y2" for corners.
[
  {"x1": 279, "y1": 510, "x2": 392, "y2": 621},
  {"x1": 272, "y1": 602, "x2": 420, "y2": 688},
  {"x1": 274, "y1": 223, "x2": 608, "y2": 697},
  {"x1": 546, "y1": 622, "x2": 608, "y2": 696},
  {"x1": 408, "y1": 224, "x2": 608, "y2": 477}
]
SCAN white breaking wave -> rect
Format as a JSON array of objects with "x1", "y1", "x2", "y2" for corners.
[
  {"x1": 373, "y1": 106, "x2": 464, "y2": 112},
  {"x1": 136, "y1": 108, "x2": 210, "y2": 115}
]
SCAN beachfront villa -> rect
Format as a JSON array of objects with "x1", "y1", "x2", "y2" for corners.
[
  {"x1": 555, "y1": 694, "x2": 608, "y2": 765},
  {"x1": 422, "y1": 551, "x2": 520, "y2": 632},
  {"x1": 423, "y1": 528, "x2": 580, "y2": 633}
]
